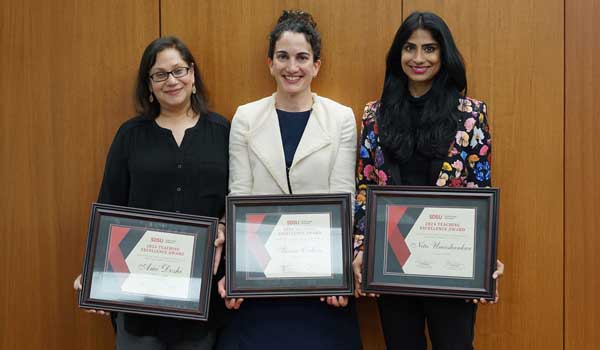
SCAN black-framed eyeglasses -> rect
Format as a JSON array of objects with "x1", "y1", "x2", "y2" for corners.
[{"x1": 149, "y1": 67, "x2": 192, "y2": 82}]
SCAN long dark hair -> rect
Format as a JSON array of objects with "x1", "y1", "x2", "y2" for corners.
[
  {"x1": 268, "y1": 10, "x2": 321, "y2": 60},
  {"x1": 378, "y1": 12, "x2": 466, "y2": 162},
  {"x1": 134, "y1": 36, "x2": 209, "y2": 119}
]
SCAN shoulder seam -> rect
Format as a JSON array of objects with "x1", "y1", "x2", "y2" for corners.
[{"x1": 205, "y1": 112, "x2": 230, "y2": 128}]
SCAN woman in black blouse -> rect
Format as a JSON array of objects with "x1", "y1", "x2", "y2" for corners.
[{"x1": 74, "y1": 36, "x2": 229, "y2": 350}]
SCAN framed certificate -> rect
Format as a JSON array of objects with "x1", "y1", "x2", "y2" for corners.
[
  {"x1": 363, "y1": 186, "x2": 499, "y2": 300},
  {"x1": 78, "y1": 203, "x2": 217, "y2": 320},
  {"x1": 226, "y1": 193, "x2": 353, "y2": 298}
]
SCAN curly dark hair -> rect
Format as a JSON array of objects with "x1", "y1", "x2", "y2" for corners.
[
  {"x1": 378, "y1": 12, "x2": 467, "y2": 163},
  {"x1": 268, "y1": 10, "x2": 321, "y2": 60}
]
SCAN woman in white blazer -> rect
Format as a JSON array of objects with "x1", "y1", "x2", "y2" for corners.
[
  {"x1": 216, "y1": 10, "x2": 362, "y2": 350},
  {"x1": 228, "y1": 92, "x2": 356, "y2": 196}
]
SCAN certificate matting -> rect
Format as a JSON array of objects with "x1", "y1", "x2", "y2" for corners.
[
  {"x1": 242, "y1": 212, "x2": 334, "y2": 280},
  {"x1": 363, "y1": 186, "x2": 498, "y2": 300},
  {"x1": 381, "y1": 206, "x2": 476, "y2": 279},
  {"x1": 226, "y1": 194, "x2": 353, "y2": 297},
  {"x1": 79, "y1": 203, "x2": 217, "y2": 320},
  {"x1": 93, "y1": 224, "x2": 197, "y2": 302}
]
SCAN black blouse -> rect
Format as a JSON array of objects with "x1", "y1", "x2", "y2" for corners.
[
  {"x1": 96, "y1": 112, "x2": 230, "y2": 333},
  {"x1": 98, "y1": 112, "x2": 229, "y2": 218},
  {"x1": 396, "y1": 92, "x2": 446, "y2": 186}
]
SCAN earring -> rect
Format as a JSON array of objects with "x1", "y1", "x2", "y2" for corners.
[
  {"x1": 149, "y1": 93, "x2": 154, "y2": 103},
  {"x1": 192, "y1": 84, "x2": 196, "y2": 94}
]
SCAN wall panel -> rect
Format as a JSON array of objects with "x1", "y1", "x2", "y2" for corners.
[
  {"x1": 402, "y1": 1, "x2": 564, "y2": 349},
  {"x1": 565, "y1": 0, "x2": 600, "y2": 349},
  {"x1": 161, "y1": 0, "x2": 403, "y2": 124},
  {"x1": 0, "y1": 1, "x2": 158, "y2": 349}
]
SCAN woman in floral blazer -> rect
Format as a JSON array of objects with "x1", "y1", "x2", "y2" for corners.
[
  {"x1": 354, "y1": 96, "x2": 492, "y2": 237},
  {"x1": 353, "y1": 12, "x2": 503, "y2": 350}
]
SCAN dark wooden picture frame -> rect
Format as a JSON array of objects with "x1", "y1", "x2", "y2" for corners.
[
  {"x1": 362, "y1": 186, "x2": 499, "y2": 300},
  {"x1": 226, "y1": 193, "x2": 353, "y2": 298},
  {"x1": 78, "y1": 203, "x2": 217, "y2": 321}
]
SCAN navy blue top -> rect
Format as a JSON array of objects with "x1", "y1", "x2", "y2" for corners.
[{"x1": 276, "y1": 109, "x2": 311, "y2": 168}]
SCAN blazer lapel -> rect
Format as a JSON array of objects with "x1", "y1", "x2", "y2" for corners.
[
  {"x1": 292, "y1": 97, "x2": 331, "y2": 167},
  {"x1": 248, "y1": 100, "x2": 289, "y2": 193},
  {"x1": 436, "y1": 113, "x2": 466, "y2": 187}
]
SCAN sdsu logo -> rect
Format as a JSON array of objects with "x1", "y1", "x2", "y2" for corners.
[{"x1": 151, "y1": 237, "x2": 164, "y2": 243}]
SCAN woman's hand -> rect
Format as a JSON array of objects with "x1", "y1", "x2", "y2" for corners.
[
  {"x1": 320, "y1": 296, "x2": 348, "y2": 307},
  {"x1": 73, "y1": 274, "x2": 83, "y2": 290},
  {"x1": 217, "y1": 276, "x2": 244, "y2": 310},
  {"x1": 353, "y1": 251, "x2": 365, "y2": 298},
  {"x1": 73, "y1": 274, "x2": 110, "y2": 316},
  {"x1": 352, "y1": 251, "x2": 379, "y2": 298},
  {"x1": 471, "y1": 259, "x2": 504, "y2": 304},
  {"x1": 213, "y1": 223, "x2": 225, "y2": 275}
]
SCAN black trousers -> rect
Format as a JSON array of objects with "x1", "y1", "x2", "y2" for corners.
[
  {"x1": 114, "y1": 313, "x2": 216, "y2": 350},
  {"x1": 377, "y1": 295, "x2": 477, "y2": 350}
]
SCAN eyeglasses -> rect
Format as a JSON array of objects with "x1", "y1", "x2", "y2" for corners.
[{"x1": 149, "y1": 67, "x2": 191, "y2": 82}]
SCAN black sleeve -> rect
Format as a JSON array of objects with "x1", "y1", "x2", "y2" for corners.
[
  {"x1": 97, "y1": 123, "x2": 131, "y2": 205},
  {"x1": 208, "y1": 111, "x2": 231, "y2": 197}
]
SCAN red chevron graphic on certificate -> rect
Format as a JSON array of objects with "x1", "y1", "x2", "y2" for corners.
[{"x1": 385, "y1": 206, "x2": 476, "y2": 278}]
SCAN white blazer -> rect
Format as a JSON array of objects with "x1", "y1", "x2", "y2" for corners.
[{"x1": 229, "y1": 93, "x2": 356, "y2": 197}]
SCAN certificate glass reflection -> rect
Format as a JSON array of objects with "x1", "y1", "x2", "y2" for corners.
[
  {"x1": 226, "y1": 194, "x2": 353, "y2": 297},
  {"x1": 381, "y1": 206, "x2": 476, "y2": 279},
  {"x1": 79, "y1": 204, "x2": 216, "y2": 320},
  {"x1": 363, "y1": 186, "x2": 498, "y2": 300}
]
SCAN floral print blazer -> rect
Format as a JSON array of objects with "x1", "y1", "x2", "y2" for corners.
[{"x1": 354, "y1": 97, "x2": 492, "y2": 252}]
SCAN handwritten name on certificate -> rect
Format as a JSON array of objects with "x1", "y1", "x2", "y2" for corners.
[
  {"x1": 120, "y1": 230, "x2": 196, "y2": 299},
  {"x1": 263, "y1": 213, "x2": 332, "y2": 279},
  {"x1": 399, "y1": 207, "x2": 475, "y2": 278}
]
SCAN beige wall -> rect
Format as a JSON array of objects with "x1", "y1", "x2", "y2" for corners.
[{"x1": 1, "y1": 1, "x2": 597, "y2": 349}]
